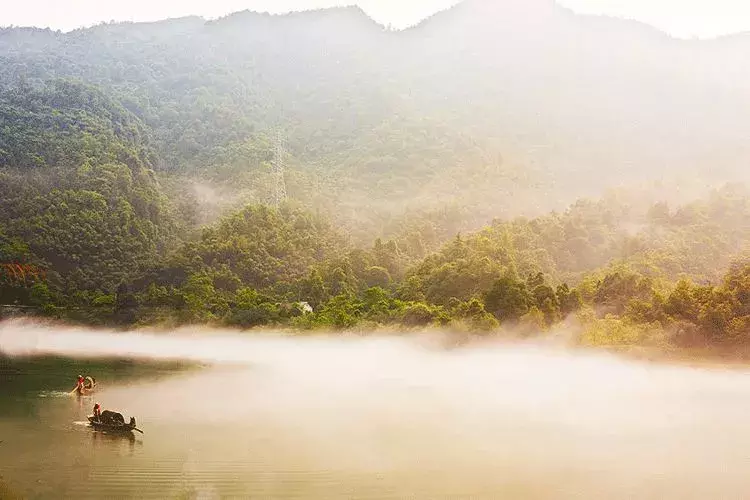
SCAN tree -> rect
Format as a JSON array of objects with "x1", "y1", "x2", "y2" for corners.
[
  {"x1": 484, "y1": 275, "x2": 532, "y2": 323},
  {"x1": 363, "y1": 266, "x2": 391, "y2": 288},
  {"x1": 114, "y1": 283, "x2": 138, "y2": 323}
]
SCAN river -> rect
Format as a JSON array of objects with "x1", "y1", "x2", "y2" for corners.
[{"x1": 2, "y1": 320, "x2": 750, "y2": 499}]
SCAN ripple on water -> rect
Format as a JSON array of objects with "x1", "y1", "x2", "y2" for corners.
[
  {"x1": 67, "y1": 463, "x2": 428, "y2": 500},
  {"x1": 37, "y1": 391, "x2": 74, "y2": 398}
]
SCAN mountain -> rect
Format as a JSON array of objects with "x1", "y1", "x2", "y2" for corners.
[
  {"x1": 1, "y1": 0, "x2": 750, "y2": 236},
  {"x1": 1, "y1": 2, "x2": 749, "y2": 339},
  {"x1": 403, "y1": 0, "x2": 750, "y2": 186}
]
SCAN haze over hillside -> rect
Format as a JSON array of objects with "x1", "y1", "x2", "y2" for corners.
[
  {"x1": 3, "y1": 0, "x2": 750, "y2": 230},
  {"x1": 1, "y1": 0, "x2": 749, "y2": 340}
]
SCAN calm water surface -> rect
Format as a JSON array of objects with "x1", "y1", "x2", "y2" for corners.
[{"x1": 3, "y1": 332, "x2": 750, "y2": 499}]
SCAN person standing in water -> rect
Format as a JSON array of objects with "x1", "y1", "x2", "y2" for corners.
[{"x1": 72, "y1": 375, "x2": 84, "y2": 394}]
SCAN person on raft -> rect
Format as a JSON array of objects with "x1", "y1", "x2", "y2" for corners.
[{"x1": 93, "y1": 403, "x2": 102, "y2": 422}]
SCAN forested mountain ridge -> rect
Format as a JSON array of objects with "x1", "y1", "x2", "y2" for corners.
[
  {"x1": 3, "y1": 0, "x2": 750, "y2": 236},
  {"x1": 0, "y1": 1, "x2": 749, "y2": 348}
]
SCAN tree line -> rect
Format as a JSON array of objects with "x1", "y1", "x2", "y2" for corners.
[{"x1": 0, "y1": 79, "x2": 748, "y2": 350}]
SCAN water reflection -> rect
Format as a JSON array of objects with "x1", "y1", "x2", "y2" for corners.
[
  {"x1": 74, "y1": 394, "x2": 95, "y2": 413},
  {"x1": 90, "y1": 430, "x2": 139, "y2": 452}
]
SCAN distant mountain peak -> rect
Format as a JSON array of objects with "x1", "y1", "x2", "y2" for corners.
[
  {"x1": 413, "y1": 0, "x2": 556, "y2": 32},
  {"x1": 464, "y1": 0, "x2": 556, "y2": 10},
  {"x1": 211, "y1": 5, "x2": 379, "y2": 26}
]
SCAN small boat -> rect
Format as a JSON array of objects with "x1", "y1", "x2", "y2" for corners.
[
  {"x1": 88, "y1": 411, "x2": 142, "y2": 434},
  {"x1": 76, "y1": 387, "x2": 94, "y2": 396}
]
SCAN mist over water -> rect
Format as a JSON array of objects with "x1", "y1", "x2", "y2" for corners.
[{"x1": 3, "y1": 319, "x2": 750, "y2": 498}]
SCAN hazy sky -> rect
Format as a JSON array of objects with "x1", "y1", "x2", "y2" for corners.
[{"x1": 2, "y1": 0, "x2": 750, "y2": 38}]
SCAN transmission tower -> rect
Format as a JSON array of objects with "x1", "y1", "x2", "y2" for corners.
[{"x1": 271, "y1": 129, "x2": 288, "y2": 208}]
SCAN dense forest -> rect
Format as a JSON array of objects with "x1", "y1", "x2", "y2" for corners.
[{"x1": 0, "y1": 1, "x2": 749, "y2": 351}]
